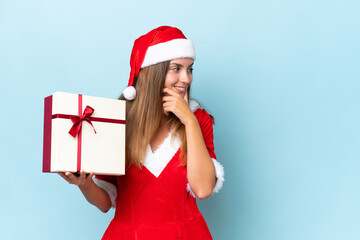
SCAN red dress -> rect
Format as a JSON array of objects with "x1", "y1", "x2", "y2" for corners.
[{"x1": 95, "y1": 107, "x2": 223, "y2": 240}]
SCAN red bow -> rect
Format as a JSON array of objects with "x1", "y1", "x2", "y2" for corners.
[{"x1": 68, "y1": 105, "x2": 97, "y2": 138}]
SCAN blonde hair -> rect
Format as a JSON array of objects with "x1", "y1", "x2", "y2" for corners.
[{"x1": 119, "y1": 61, "x2": 188, "y2": 168}]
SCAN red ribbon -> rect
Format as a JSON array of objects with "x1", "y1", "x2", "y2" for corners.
[{"x1": 68, "y1": 105, "x2": 97, "y2": 138}]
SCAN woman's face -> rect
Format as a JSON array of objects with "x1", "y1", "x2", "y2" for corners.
[{"x1": 164, "y1": 58, "x2": 194, "y2": 98}]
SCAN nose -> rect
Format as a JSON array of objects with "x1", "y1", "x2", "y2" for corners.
[{"x1": 180, "y1": 70, "x2": 192, "y2": 84}]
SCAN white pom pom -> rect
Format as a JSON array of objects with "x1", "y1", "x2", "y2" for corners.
[{"x1": 123, "y1": 86, "x2": 136, "y2": 100}]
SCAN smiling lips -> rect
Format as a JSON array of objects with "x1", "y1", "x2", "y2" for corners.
[{"x1": 174, "y1": 86, "x2": 187, "y2": 93}]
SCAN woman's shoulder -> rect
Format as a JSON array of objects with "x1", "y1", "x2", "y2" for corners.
[{"x1": 189, "y1": 99, "x2": 214, "y2": 125}]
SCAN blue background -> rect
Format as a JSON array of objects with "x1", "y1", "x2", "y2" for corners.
[{"x1": 1, "y1": 0, "x2": 360, "y2": 239}]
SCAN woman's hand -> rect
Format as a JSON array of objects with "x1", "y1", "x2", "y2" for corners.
[
  {"x1": 58, "y1": 170, "x2": 112, "y2": 213},
  {"x1": 162, "y1": 88, "x2": 196, "y2": 125},
  {"x1": 58, "y1": 170, "x2": 94, "y2": 188}
]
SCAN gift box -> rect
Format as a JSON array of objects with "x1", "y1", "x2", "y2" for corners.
[{"x1": 43, "y1": 92, "x2": 126, "y2": 175}]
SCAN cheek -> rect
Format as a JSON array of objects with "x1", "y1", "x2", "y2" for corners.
[{"x1": 164, "y1": 75, "x2": 177, "y2": 88}]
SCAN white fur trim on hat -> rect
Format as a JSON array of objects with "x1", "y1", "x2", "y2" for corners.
[
  {"x1": 93, "y1": 177, "x2": 117, "y2": 208},
  {"x1": 123, "y1": 86, "x2": 136, "y2": 100},
  {"x1": 187, "y1": 158, "x2": 225, "y2": 198},
  {"x1": 141, "y1": 39, "x2": 196, "y2": 68}
]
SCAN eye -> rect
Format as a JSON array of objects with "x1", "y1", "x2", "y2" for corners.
[
  {"x1": 170, "y1": 67, "x2": 179, "y2": 72},
  {"x1": 188, "y1": 68, "x2": 194, "y2": 74}
]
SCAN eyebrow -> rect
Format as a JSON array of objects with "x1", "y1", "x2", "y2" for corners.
[{"x1": 170, "y1": 62, "x2": 194, "y2": 68}]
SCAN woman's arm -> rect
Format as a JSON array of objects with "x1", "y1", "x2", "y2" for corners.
[
  {"x1": 184, "y1": 117, "x2": 216, "y2": 199},
  {"x1": 58, "y1": 171, "x2": 112, "y2": 213},
  {"x1": 163, "y1": 88, "x2": 216, "y2": 199}
]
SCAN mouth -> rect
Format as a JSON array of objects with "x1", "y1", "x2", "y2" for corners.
[{"x1": 173, "y1": 86, "x2": 187, "y2": 93}]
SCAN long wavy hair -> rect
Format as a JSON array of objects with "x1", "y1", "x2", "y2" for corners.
[{"x1": 119, "y1": 61, "x2": 188, "y2": 168}]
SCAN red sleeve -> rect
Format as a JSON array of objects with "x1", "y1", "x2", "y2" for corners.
[
  {"x1": 95, "y1": 175, "x2": 117, "y2": 186},
  {"x1": 194, "y1": 109, "x2": 216, "y2": 160}
]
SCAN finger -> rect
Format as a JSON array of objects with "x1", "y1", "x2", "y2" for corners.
[
  {"x1": 87, "y1": 172, "x2": 95, "y2": 180},
  {"x1": 162, "y1": 107, "x2": 169, "y2": 115},
  {"x1": 58, "y1": 172, "x2": 72, "y2": 183},
  {"x1": 163, "y1": 103, "x2": 176, "y2": 113},
  {"x1": 163, "y1": 108, "x2": 170, "y2": 115},
  {"x1": 80, "y1": 170, "x2": 86, "y2": 181},
  {"x1": 58, "y1": 172, "x2": 66, "y2": 178},
  {"x1": 66, "y1": 172, "x2": 78, "y2": 183},
  {"x1": 162, "y1": 96, "x2": 176, "y2": 102},
  {"x1": 163, "y1": 104, "x2": 171, "y2": 114},
  {"x1": 58, "y1": 173, "x2": 73, "y2": 184},
  {"x1": 163, "y1": 102, "x2": 175, "y2": 112},
  {"x1": 163, "y1": 88, "x2": 179, "y2": 97}
]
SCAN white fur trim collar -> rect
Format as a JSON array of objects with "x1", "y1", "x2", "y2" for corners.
[{"x1": 143, "y1": 132, "x2": 181, "y2": 178}]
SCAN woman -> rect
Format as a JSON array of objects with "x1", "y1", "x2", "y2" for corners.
[{"x1": 59, "y1": 26, "x2": 224, "y2": 239}]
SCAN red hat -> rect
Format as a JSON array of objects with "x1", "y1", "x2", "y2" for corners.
[{"x1": 123, "y1": 26, "x2": 196, "y2": 100}]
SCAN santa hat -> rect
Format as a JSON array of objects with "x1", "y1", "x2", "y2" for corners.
[{"x1": 123, "y1": 26, "x2": 196, "y2": 100}]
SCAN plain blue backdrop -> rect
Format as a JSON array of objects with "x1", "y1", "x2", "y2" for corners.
[{"x1": 1, "y1": 0, "x2": 360, "y2": 239}]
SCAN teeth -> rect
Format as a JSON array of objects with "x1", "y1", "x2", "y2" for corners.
[{"x1": 174, "y1": 87, "x2": 185, "y2": 91}]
